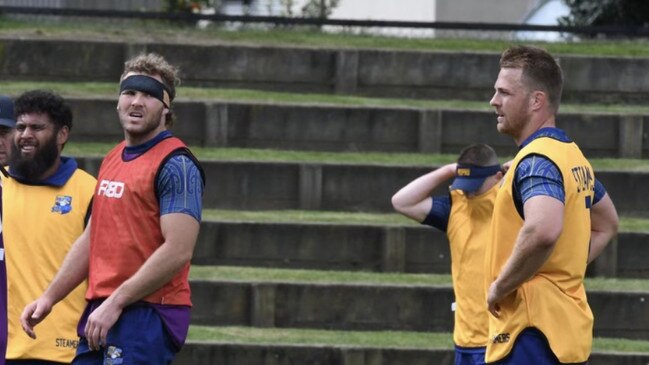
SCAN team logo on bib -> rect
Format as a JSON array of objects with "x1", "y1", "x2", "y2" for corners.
[{"x1": 51, "y1": 195, "x2": 72, "y2": 215}]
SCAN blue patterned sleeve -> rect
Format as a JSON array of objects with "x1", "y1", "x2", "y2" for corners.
[
  {"x1": 593, "y1": 179, "x2": 606, "y2": 205},
  {"x1": 421, "y1": 195, "x2": 451, "y2": 232},
  {"x1": 515, "y1": 155, "x2": 565, "y2": 205},
  {"x1": 157, "y1": 154, "x2": 204, "y2": 222}
]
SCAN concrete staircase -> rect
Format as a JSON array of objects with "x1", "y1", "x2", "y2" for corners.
[{"x1": 3, "y1": 33, "x2": 649, "y2": 364}]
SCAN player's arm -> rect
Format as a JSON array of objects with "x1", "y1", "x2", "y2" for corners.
[
  {"x1": 83, "y1": 154, "x2": 203, "y2": 350},
  {"x1": 391, "y1": 163, "x2": 456, "y2": 222},
  {"x1": 487, "y1": 155, "x2": 564, "y2": 317},
  {"x1": 588, "y1": 180, "x2": 618, "y2": 263},
  {"x1": 487, "y1": 195, "x2": 563, "y2": 317},
  {"x1": 21, "y1": 220, "x2": 92, "y2": 338}
]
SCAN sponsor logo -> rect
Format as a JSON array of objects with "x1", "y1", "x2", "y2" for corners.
[
  {"x1": 492, "y1": 333, "x2": 510, "y2": 344},
  {"x1": 98, "y1": 180, "x2": 125, "y2": 198},
  {"x1": 457, "y1": 168, "x2": 471, "y2": 176},
  {"x1": 51, "y1": 195, "x2": 72, "y2": 215},
  {"x1": 105, "y1": 345, "x2": 124, "y2": 365},
  {"x1": 55, "y1": 337, "x2": 79, "y2": 348}
]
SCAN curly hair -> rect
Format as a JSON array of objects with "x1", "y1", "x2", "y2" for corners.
[{"x1": 14, "y1": 90, "x2": 73, "y2": 131}]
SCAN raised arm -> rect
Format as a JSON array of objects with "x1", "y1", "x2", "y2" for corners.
[{"x1": 391, "y1": 163, "x2": 456, "y2": 222}]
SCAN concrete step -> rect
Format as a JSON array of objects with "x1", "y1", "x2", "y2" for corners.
[
  {"x1": 75, "y1": 156, "x2": 649, "y2": 216},
  {"x1": 187, "y1": 267, "x2": 649, "y2": 340},
  {"x1": 194, "y1": 219, "x2": 647, "y2": 279},
  {"x1": 173, "y1": 323, "x2": 649, "y2": 365},
  {"x1": 3, "y1": 36, "x2": 649, "y2": 104},
  {"x1": 174, "y1": 340, "x2": 649, "y2": 365},
  {"x1": 63, "y1": 97, "x2": 649, "y2": 159}
]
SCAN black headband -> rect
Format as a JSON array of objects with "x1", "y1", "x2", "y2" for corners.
[{"x1": 119, "y1": 75, "x2": 171, "y2": 108}]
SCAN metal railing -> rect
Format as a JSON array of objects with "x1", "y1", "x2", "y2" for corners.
[{"x1": 1, "y1": 5, "x2": 648, "y2": 38}]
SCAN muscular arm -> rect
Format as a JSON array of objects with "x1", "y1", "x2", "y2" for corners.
[
  {"x1": 84, "y1": 154, "x2": 203, "y2": 350},
  {"x1": 391, "y1": 163, "x2": 456, "y2": 222},
  {"x1": 588, "y1": 192, "x2": 618, "y2": 264},
  {"x1": 487, "y1": 195, "x2": 564, "y2": 318},
  {"x1": 21, "y1": 220, "x2": 91, "y2": 338}
]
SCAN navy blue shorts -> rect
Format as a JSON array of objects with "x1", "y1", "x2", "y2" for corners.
[
  {"x1": 72, "y1": 305, "x2": 176, "y2": 365},
  {"x1": 491, "y1": 328, "x2": 586, "y2": 365},
  {"x1": 455, "y1": 345, "x2": 486, "y2": 365}
]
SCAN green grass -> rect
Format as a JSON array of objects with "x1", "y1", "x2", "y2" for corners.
[
  {"x1": 64, "y1": 143, "x2": 649, "y2": 171},
  {"x1": 202, "y1": 209, "x2": 415, "y2": 226},
  {"x1": 188, "y1": 325, "x2": 454, "y2": 349},
  {"x1": 4, "y1": 17, "x2": 649, "y2": 57},
  {"x1": 186, "y1": 325, "x2": 649, "y2": 353},
  {"x1": 3, "y1": 81, "x2": 649, "y2": 114},
  {"x1": 203, "y1": 209, "x2": 649, "y2": 232},
  {"x1": 189, "y1": 265, "x2": 649, "y2": 293},
  {"x1": 189, "y1": 265, "x2": 452, "y2": 287},
  {"x1": 619, "y1": 216, "x2": 649, "y2": 232}
]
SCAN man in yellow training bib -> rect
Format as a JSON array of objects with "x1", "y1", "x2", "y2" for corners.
[
  {"x1": 486, "y1": 45, "x2": 618, "y2": 364},
  {"x1": 392, "y1": 143, "x2": 503, "y2": 365}
]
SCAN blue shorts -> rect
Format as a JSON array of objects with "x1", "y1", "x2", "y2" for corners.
[
  {"x1": 455, "y1": 345, "x2": 486, "y2": 365},
  {"x1": 72, "y1": 305, "x2": 176, "y2": 365},
  {"x1": 491, "y1": 328, "x2": 585, "y2": 365}
]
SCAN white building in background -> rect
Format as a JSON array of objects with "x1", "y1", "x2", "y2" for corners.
[
  {"x1": 0, "y1": 0, "x2": 571, "y2": 41},
  {"x1": 221, "y1": 0, "x2": 571, "y2": 40}
]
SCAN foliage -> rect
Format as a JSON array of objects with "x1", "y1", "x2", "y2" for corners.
[
  {"x1": 164, "y1": 0, "x2": 219, "y2": 13},
  {"x1": 559, "y1": 0, "x2": 649, "y2": 28},
  {"x1": 300, "y1": 0, "x2": 340, "y2": 18}
]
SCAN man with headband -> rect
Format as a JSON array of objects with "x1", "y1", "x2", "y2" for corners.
[
  {"x1": 21, "y1": 53, "x2": 205, "y2": 365},
  {"x1": 392, "y1": 143, "x2": 503, "y2": 365}
]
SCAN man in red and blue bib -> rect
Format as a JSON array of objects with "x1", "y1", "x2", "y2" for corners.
[{"x1": 20, "y1": 53, "x2": 205, "y2": 365}]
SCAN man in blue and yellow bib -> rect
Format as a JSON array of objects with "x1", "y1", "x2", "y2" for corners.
[
  {"x1": 2, "y1": 90, "x2": 96, "y2": 364},
  {"x1": 392, "y1": 143, "x2": 503, "y2": 365},
  {"x1": 486, "y1": 46, "x2": 618, "y2": 364}
]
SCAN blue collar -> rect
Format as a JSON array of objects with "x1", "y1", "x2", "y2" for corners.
[
  {"x1": 9, "y1": 156, "x2": 78, "y2": 187},
  {"x1": 519, "y1": 127, "x2": 572, "y2": 149},
  {"x1": 123, "y1": 130, "x2": 172, "y2": 161}
]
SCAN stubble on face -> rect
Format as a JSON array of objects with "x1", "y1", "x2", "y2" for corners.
[{"x1": 493, "y1": 68, "x2": 531, "y2": 141}]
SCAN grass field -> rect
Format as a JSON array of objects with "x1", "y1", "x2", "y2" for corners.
[
  {"x1": 186, "y1": 325, "x2": 649, "y2": 353},
  {"x1": 189, "y1": 265, "x2": 649, "y2": 293}
]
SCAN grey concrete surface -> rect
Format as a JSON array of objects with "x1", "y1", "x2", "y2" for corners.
[
  {"x1": 188, "y1": 280, "x2": 649, "y2": 340},
  {"x1": 173, "y1": 342, "x2": 649, "y2": 365},
  {"x1": 194, "y1": 221, "x2": 646, "y2": 279}
]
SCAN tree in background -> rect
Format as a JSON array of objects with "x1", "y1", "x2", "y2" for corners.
[
  {"x1": 559, "y1": 0, "x2": 649, "y2": 27},
  {"x1": 301, "y1": 0, "x2": 340, "y2": 19}
]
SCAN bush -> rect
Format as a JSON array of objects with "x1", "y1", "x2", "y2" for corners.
[{"x1": 559, "y1": 0, "x2": 649, "y2": 27}]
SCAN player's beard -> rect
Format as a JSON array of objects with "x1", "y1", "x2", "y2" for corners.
[{"x1": 9, "y1": 132, "x2": 59, "y2": 182}]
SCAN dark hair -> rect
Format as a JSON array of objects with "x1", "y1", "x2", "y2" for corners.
[
  {"x1": 14, "y1": 90, "x2": 73, "y2": 131},
  {"x1": 499, "y1": 45, "x2": 563, "y2": 114},
  {"x1": 457, "y1": 143, "x2": 498, "y2": 166}
]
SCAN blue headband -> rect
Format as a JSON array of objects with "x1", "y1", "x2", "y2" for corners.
[
  {"x1": 450, "y1": 163, "x2": 502, "y2": 193},
  {"x1": 119, "y1": 75, "x2": 171, "y2": 108}
]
